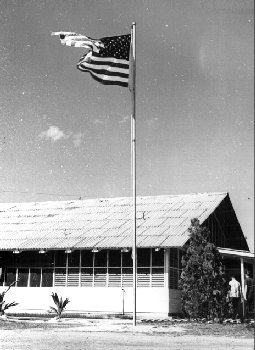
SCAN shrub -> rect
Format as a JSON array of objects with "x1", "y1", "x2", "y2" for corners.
[
  {"x1": 0, "y1": 281, "x2": 18, "y2": 316},
  {"x1": 179, "y1": 218, "x2": 228, "y2": 321},
  {"x1": 48, "y1": 292, "x2": 70, "y2": 319}
]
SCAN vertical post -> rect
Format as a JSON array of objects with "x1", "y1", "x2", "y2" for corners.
[
  {"x1": 130, "y1": 22, "x2": 137, "y2": 326},
  {"x1": 240, "y1": 257, "x2": 245, "y2": 318},
  {"x1": 122, "y1": 288, "x2": 125, "y2": 315}
]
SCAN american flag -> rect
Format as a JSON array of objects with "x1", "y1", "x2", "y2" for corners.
[{"x1": 51, "y1": 32, "x2": 131, "y2": 87}]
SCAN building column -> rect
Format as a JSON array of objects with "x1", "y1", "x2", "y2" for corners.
[
  {"x1": 240, "y1": 257, "x2": 245, "y2": 318},
  {"x1": 164, "y1": 248, "x2": 170, "y2": 314},
  {"x1": 164, "y1": 248, "x2": 169, "y2": 288}
]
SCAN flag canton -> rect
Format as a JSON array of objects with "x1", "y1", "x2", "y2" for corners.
[{"x1": 99, "y1": 35, "x2": 131, "y2": 60}]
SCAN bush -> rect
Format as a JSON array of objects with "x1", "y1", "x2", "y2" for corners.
[
  {"x1": 48, "y1": 292, "x2": 70, "y2": 319},
  {"x1": 0, "y1": 281, "x2": 18, "y2": 316},
  {"x1": 179, "y1": 219, "x2": 228, "y2": 321}
]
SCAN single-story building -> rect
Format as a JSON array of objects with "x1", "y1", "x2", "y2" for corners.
[{"x1": 0, "y1": 192, "x2": 253, "y2": 316}]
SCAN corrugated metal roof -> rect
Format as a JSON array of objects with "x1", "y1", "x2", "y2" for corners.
[{"x1": 0, "y1": 192, "x2": 230, "y2": 250}]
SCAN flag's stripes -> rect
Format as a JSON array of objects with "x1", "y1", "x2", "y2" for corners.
[
  {"x1": 78, "y1": 64, "x2": 129, "y2": 78},
  {"x1": 88, "y1": 54, "x2": 129, "y2": 67},
  {"x1": 80, "y1": 70, "x2": 129, "y2": 87},
  {"x1": 78, "y1": 66, "x2": 129, "y2": 80},
  {"x1": 77, "y1": 50, "x2": 129, "y2": 86},
  {"x1": 78, "y1": 55, "x2": 129, "y2": 75}
]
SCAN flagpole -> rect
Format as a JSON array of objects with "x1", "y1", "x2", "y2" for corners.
[{"x1": 130, "y1": 22, "x2": 137, "y2": 327}]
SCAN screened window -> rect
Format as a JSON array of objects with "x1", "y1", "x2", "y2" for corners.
[
  {"x1": 40, "y1": 251, "x2": 54, "y2": 267},
  {"x1": 122, "y1": 251, "x2": 132, "y2": 267},
  {"x1": 137, "y1": 249, "x2": 150, "y2": 267},
  {"x1": 68, "y1": 251, "x2": 80, "y2": 267},
  {"x1": 108, "y1": 250, "x2": 121, "y2": 267},
  {"x1": 81, "y1": 251, "x2": 93, "y2": 267},
  {"x1": 2, "y1": 249, "x2": 166, "y2": 288},
  {"x1": 17, "y1": 268, "x2": 29, "y2": 287},
  {"x1": 169, "y1": 248, "x2": 182, "y2": 290},
  {"x1": 55, "y1": 251, "x2": 66, "y2": 267},
  {"x1": 169, "y1": 248, "x2": 179, "y2": 268},
  {"x1": 94, "y1": 250, "x2": 107, "y2": 267},
  {"x1": 30, "y1": 269, "x2": 41, "y2": 287},
  {"x1": 41, "y1": 269, "x2": 53, "y2": 287},
  {"x1": 16, "y1": 251, "x2": 54, "y2": 267},
  {"x1": 152, "y1": 249, "x2": 164, "y2": 266},
  {"x1": 6, "y1": 268, "x2": 16, "y2": 286}
]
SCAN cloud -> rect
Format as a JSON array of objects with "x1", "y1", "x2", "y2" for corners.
[
  {"x1": 39, "y1": 125, "x2": 68, "y2": 142},
  {"x1": 73, "y1": 133, "x2": 84, "y2": 148}
]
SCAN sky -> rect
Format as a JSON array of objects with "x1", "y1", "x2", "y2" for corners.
[{"x1": 0, "y1": 0, "x2": 254, "y2": 251}]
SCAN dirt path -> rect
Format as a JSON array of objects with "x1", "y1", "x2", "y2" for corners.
[{"x1": 0, "y1": 328, "x2": 253, "y2": 350}]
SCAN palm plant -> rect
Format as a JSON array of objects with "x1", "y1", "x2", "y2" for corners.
[
  {"x1": 0, "y1": 301, "x2": 19, "y2": 316},
  {"x1": 0, "y1": 281, "x2": 18, "y2": 316},
  {"x1": 49, "y1": 292, "x2": 70, "y2": 319}
]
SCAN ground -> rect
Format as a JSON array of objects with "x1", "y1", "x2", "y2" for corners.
[{"x1": 0, "y1": 317, "x2": 254, "y2": 350}]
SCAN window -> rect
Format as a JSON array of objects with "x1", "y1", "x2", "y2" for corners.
[
  {"x1": 122, "y1": 268, "x2": 133, "y2": 287},
  {"x1": 108, "y1": 250, "x2": 121, "y2": 267},
  {"x1": 94, "y1": 267, "x2": 107, "y2": 287},
  {"x1": 94, "y1": 250, "x2": 107, "y2": 267},
  {"x1": 108, "y1": 250, "x2": 121, "y2": 287},
  {"x1": 5, "y1": 268, "x2": 17, "y2": 286},
  {"x1": 54, "y1": 268, "x2": 66, "y2": 286},
  {"x1": 30, "y1": 268, "x2": 41, "y2": 287},
  {"x1": 41, "y1": 269, "x2": 53, "y2": 287},
  {"x1": 152, "y1": 249, "x2": 164, "y2": 267},
  {"x1": 122, "y1": 251, "x2": 132, "y2": 267},
  {"x1": 67, "y1": 268, "x2": 79, "y2": 286},
  {"x1": 152, "y1": 268, "x2": 164, "y2": 287},
  {"x1": 2, "y1": 249, "x2": 166, "y2": 288},
  {"x1": 41, "y1": 251, "x2": 54, "y2": 267},
  {"x1": 81, "y1": 268, "x2": 93, "y2": 287},
  {"x1": 81, "y1": 250, "x2": 93, "y2": 267},
  {"x1": 68, "y1": 251, "x2": 80, "y2": 267},
  {"x1": 137, "y1": 248, "x2": 150, "y2": 267},
  {"x1": 55, "y1": 251, "x2": 66, "y2": 267},
  {"x1": 137, "y1": 267, "x2": 150, "y2": 287},
  {"x1": 17, "y1": 268, "x2": 29, "y2": 287},
  {"x1": 169, "y1": 248, "x2": 182, "y2": 289},
  {"x1": 108, "y1": 268, "x2": 121, "y2": 287}
]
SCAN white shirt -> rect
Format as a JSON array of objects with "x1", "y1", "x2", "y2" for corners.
[{"x1": 229, "y1": 279, "x2": 240, "y2": 298}]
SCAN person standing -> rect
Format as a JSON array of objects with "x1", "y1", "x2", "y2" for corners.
[
  {"x1": 228, "y1": 276, "x2": 241, "y2": 319},
  {"x1": 244, "y1": 271, "x2": 254, "y2": 319}
]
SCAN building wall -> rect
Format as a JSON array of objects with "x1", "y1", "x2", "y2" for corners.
[
  {"x1": 0, "y1": 286, "x2": 169, "y2": 315},
  {"x1": 169, "y1": 289, "x2": 181, "y2": 314}
]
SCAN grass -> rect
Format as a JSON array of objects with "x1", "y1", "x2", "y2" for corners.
[
  {"x1": 143, "y1": 319, "x2": 254, "y2": 338},
  {"x1": 0, "y1": 318, "x2": 84, "y2": 330}
]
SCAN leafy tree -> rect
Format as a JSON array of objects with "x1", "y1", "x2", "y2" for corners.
[
  {"x1": 48, "y1": 292, "x2": 70, "y2": 319},
  {"x1": 179, "y1": 218, "x2": 228, "y2": 320}
]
